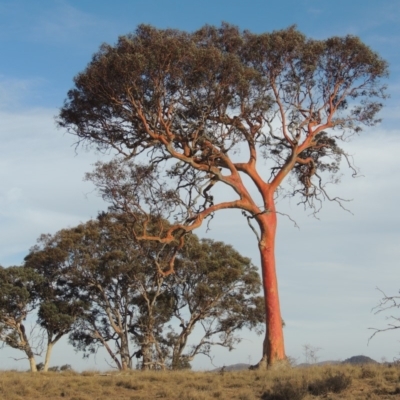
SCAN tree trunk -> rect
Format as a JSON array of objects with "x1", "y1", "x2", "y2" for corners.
[
  {"x1": 171, "y1": 349, "x2": 181, "y2": 370},
  {"x1": 43, "y1": 342, "x2": 54, "y2": 372},
  {"x1": 141, "y1": 342, "x2": 152, "y2": 370},
  {"x1": 171, "y1": 332, "x2": 186, "y2": 370},
  {"x1": 120, "y1": 335, "x2": 130, "y2": 370},
  {"x1": 19, "y1": 323, "x2": 37, "y2": 372},
  {"x1": 28, "y1": 356, "x2": 37, "y2": 372},
  {"x1": 24, "y1": 338, "x2": 37, "y2": 373},
  {"x1": 93, "y1": 329, "x2": 122, "y2": 370},
  {"x1": 257, "y1": 208, "x2": 285, "y2": 367}
]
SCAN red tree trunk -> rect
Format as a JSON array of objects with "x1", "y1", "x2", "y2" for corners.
[{"x1": 257, "y1": 206, "x2": 285, "y2": 367}]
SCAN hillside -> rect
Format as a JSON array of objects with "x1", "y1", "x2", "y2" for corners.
[{"x1": 215, "y1": 355, "x2": 379, "y2": 371}]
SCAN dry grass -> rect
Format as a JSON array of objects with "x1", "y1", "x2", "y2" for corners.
[{"x1": 1, "y1": 363, "x2": 400, "y2": 399}]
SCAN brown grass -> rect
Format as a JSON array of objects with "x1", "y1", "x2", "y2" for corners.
[{"x1": 1, "y1": 363, "x2": 400, "y2": 400}]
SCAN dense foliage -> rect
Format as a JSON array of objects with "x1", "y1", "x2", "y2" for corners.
[{"x1": 0, "y1": 214, "x2": 263, "y2": 371}]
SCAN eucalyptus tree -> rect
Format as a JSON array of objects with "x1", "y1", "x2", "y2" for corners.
[
  {"x1": 0, "y1": 266, "x2": 42, "y2": 372},
  {"x1": 58, "y1": 23, "x2": 388, "y2": 366},
  {"x1": 165, "y1": 235, "x2": 264, "y2": 369},
  {"x1": 28, "y1": 213, "x2": 262, "y2": 370},
  {"x1": 28, "y1": 214, "x2": 151, "y2": 371},
  {"x1": 0, "y1": 259, "x2": 83, "y2": 372},
  {"x1": 24, "y1": 240, "x2": 88, "y2": 372}
]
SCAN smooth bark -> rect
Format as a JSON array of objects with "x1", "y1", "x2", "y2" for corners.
[
  {"x1": 28, "y1": 356, "x2": 37, "y2": 373},
  {"x1": 119, "y1": 334, "x2": 130, "y2": 370},
  {"x1": 257, "y1": 203, "x2": 285, "y2": 367},
  {"x1": 43, "y1": 342, "x2": 53, "y2": 372},
  {"x1": 19, "y1": 324, "x2": 38, "y2": 373},
  {"x1": 21, "y1": 328, "x2": 38, "y2": 373}
]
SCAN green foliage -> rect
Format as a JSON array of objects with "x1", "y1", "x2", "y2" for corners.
[
  {"x1": 165, "y1": 234, "x2": 264, "y2": 368},
  {"x1": 171, "y1": 357, "x2": 192, "y2": 370},
  {"x1": 0, "y1": 266, "x2": 43, "y2": 371},
  {"x1": 23, "y1": 214, "x2": 263, "y2": 370},
  {"x1": 0, "y1": 266, "x2": 42, "y2": 319},
  {"x1": 0, "y1": 266, "x2": 42, "y2": 348},
  {"x1": 24, "y1": 235, "x2": 90, "y2": 371},
  {"x1": 37, "y1": 301, "x2": 77, "y2": 334}
]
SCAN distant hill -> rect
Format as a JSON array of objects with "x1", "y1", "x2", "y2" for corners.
[
  {"x1": 299, "y1": 355, "x2": 378, "y2": 368},
  {"x1": 212, "y1": 355, "x2": 379, "y2": 371},
  {"x1": 212, "y1": 363, "x2": 250, "y2": 372},
  {"x1": 297, "y1": 360, "x2": 341, "y2": 368},
  {"x1": 342, "y1": 355, "x2": 378, "y2": 365}
]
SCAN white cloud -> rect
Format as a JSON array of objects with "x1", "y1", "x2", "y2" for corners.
[{"x1": 0, "y1": 107, "x2": 111, "y2": 266}]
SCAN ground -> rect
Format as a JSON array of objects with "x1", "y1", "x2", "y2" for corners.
[{"x1": 1, "y1": 363, "x2": 400, "y2": 399}]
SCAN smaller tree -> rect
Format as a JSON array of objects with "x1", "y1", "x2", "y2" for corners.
[
  {"x1": 163, "y1": 235, "x2": 264, "y2": 369},
  {"x1": 24, "y1": 240, "x2": 87, "y2": 372},
  {"x1": 30, "y1": 218, "x2": 137, "y2": 370},
  {"x1": 302, "y1": 344, "x2": 322, "y2": 364},
  {"x1": 0, "y1": 266, "x2": 43, "y2": 372},
  {"x1": 26, "y1": 213, "x2": 264, "y2": 370}
]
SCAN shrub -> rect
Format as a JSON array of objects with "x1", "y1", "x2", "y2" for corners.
[
  {"x1": 360, "y1": 367, "x2": 377, "y2": 379},
  {"x1": 261, "y1": 379, "x2": 308, "y2": 400},
  {"x1": 308, "y1": 372, "x2": 352, "y2": 395},
  {"x1": 36, "y1": 362, "x2": 44, "y2": 371}
]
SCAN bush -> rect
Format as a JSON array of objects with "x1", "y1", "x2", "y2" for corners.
[
  {"x1": 261, "y1": 379, "x2": 308, "y2": 400},
  {"x1": 171, "y1": 358, "x2": 192, "y2": 370},
  {"x1": 263, "y1": 372, "x2": 352, "y2": 399},
  {"x1": 360, "y1": 367, "x2": 377, "y2": 379},
  {"x1": 36, "y1": 362, "x2": 44, "y2": 371},
  {"x1": 308, "y1": 372, "x2": 352, "y2": 395}
]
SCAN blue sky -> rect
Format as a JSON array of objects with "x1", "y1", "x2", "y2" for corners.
[{"x1": 0, "y1": 0, "x2": 400, "y2": 371}]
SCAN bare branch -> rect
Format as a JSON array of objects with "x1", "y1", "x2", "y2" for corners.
[{"x1": 369, "y1": 287, "x2": 400, "y2": 343}]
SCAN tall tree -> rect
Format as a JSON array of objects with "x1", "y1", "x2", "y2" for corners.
[
  {"x1": 59, "y1": 24, "x2": 388, "y2": 367},
  {"x1": 0, "y1": 266, "x2": 42, "y2": 372}
]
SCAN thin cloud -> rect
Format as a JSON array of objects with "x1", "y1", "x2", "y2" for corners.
[
  {"x1": 0, "y1": 77, "x2": 45, "y2": 110},
  {"x1": 0, "y1": 107, "x2": 110, "y2": 266},
  {"x1": 27, "y1": 1, "x2": 112, "y2": 45},
  {"x1": 367, "y1": 34, "x2": 400, "y2": 45},
  {"x1": 307, "y1": 8, "x2": 323, "y2": 16}
]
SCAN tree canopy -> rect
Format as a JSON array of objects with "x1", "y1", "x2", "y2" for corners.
[
  {"x1": 24, "y1": 213, "x2": 263, "y2": 370},
  {"x1": 0, "y1": 266, "x2": 42, "y2": 372}
]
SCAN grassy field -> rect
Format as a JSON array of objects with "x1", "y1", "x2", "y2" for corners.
[{"x1": 1, "y1": 363, "x2": 400, "y2": 400}]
